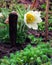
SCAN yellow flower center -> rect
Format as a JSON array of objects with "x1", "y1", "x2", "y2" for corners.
[{"x1": 26, "y1": 13, "x2": 35, "y2": 24}]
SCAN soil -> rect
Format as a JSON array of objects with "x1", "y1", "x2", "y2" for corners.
[
  {"x1": 0, "y1": 30, "x2": 52, "y2": 58},
  {"x1": 0, "y1": 43, "x2": 26, "y2": 58},
  {"x1": 28, "y1": 30, "x2": 52, "y2": 41}
]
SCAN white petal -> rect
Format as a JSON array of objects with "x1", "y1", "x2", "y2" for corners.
[
  {"x1": 26, "y1": 23, "x2": 38, "y2": 30},
  {"x1": 34, "y1": 11, "x2": 41, "y2": 17},
  {"x1": 35, "y1": 17, "x2": 42, "y2": 23},
  {"x1": 31, "y1": 23, "x2": 38, "y2": 30},
  {"x1": 25, "y1": 23, "x2": 38, "y2": 30},
  {"x1": 26, "y1": 24, "x2": 32, "y2": 28}
]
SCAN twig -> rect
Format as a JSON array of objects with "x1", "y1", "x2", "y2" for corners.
[
  {"x1": 30, "y1": 0, "x2": 37, "y2": 9},
  {"x1": 45, "y1": 0, "x2": 49, "y2": 41}
]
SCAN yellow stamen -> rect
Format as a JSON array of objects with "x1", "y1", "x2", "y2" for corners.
[{"x1": 26, "y1": 13, "x2": 35, "y2": 24}]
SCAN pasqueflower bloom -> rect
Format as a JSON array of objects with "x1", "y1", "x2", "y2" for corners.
[{"x1": 24, "y1": 11, "x2": 42, "y2": 30}]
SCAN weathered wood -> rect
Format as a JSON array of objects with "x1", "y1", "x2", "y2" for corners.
[{"x1": 9, "y1": 11, "x2": 18, "y2": 46}]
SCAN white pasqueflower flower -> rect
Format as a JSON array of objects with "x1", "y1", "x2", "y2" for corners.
[
  {"x1": 0, "y1": 13, "x2": 3, "y2": 18},
  {"x1": 24, "y1": 11, "x2": 42, "y2": 30}
]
